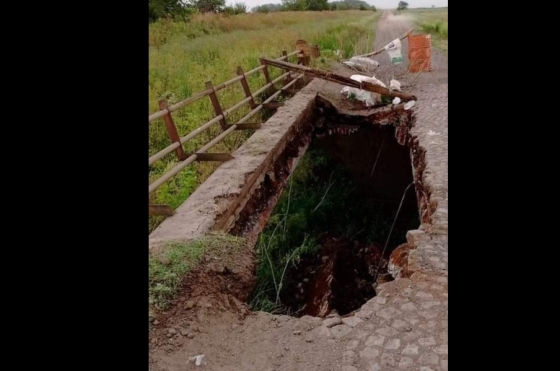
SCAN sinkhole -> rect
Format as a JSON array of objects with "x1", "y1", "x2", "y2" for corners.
[{"x1": 246, "y1": 109, "x2": 420, "y2": 318}]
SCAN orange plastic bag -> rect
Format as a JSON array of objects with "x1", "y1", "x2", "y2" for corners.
[{"x1": 408, "y1": 34, "x2": 432, "y2": 72}]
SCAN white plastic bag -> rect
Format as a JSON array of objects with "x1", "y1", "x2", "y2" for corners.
[
  {"x1": 390, "y1": 79, "x2": 401, "y2": 91},
  {"x1": 341, "y1": 75, "x2": 386, "y2": 107},
  {"x1": 385, "y1": 39, "x2": 403, "y2": 65},
  {"x1": 343, "y1": 57, "x2": 380, "y2": 72},
  {"x1": 341, "y1": 86, "x2": 375, "y2": 106}
]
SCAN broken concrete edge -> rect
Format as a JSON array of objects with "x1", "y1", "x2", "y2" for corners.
[{"x1": 149, "y1": 80, "x2": 322, "y2": 258}]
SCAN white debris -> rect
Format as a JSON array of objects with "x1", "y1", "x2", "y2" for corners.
[
  {"x1": 390, "y1": 79, "x2": 402, "y2": 91},
  {"x1": 392, "y1": 97, "x2": 401, "y2": 105},
  {"x1": 427, "y1": 130, "x2": 440, "y2": 136},
  {"x1": 341, "y1": 75, "x2": 387, "y2": 107},
  {"x1": 343, "y1": 57, "x2": 380, "y2": 72},
  {"x1": 188, "y1": 354, "x2": 205, "y2": 367},
  {"x1": 404, "y1": 101, "x2": 416, "y2": 110}
]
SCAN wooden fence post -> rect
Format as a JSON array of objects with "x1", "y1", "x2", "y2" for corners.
[
  {"x1": 158, "y1": 99, "x2": 186, "y2": 161},
  {"x1": 236, "y1": 67, "x2": 257, "y2": 110},
  {"x1": 205, "y1": 81, "x2": 227, "y2": 130},
  {"x1": 259, "y1": 60, "x2": 276, "y2": 98}
]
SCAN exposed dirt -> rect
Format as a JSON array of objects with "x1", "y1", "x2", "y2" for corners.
[
  {"x1": 149, "y1": 240, "x2": 256, "y2": 354},
  {"x1": 279, "y1": 233, "x2": 389, "y2": 318}
]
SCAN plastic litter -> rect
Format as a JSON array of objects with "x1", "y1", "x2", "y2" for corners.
[
  {"x1": 341, "y1": 75, "x2": 387, "y2": 107},
  {"x1": 392, "y1": 97, "x2": 401, "y2": 105},
  {"x1": 404, "y1": 101, "x2": 416, "y2": 110},
  {"x1": 343, "y1": 57, "x2": 380, "y2": 72},
  {"x1": 385, "y1": 39, "x2": 403, "y2": 65},
  {"x1": 390, "y1": 79, "x2": 402, "y2": 91},
  {"x1": 188, "y1": 355, "x2": 205, "y2": 367}
]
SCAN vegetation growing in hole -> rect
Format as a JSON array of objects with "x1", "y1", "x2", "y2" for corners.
[
  {"x1": 149, "y1": 233, "x2": 245, "y2": 310},
  {"x1": 250, "y1": 146, "x2": 416, "y2": 314},
  {"x1": 149, "y1": 11, "x2": 380, "y2": 233}
]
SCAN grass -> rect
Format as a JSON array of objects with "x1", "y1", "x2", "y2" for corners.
[
  {"x1": 148, "y1": 233, "x2": 245, "y2": 310},
  {"x1": 149, "y1": 10, "x2": 380, "y2": 233},
  {"x1": 407, "y1": 8, "x2": 448, "y2": 53}
]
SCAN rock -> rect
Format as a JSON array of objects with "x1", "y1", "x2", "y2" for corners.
[
  {"x1": 313, "y1": 326, "x2": 332, "y2": 339},
  {"x1": 153, "y1": 320, "x2": 160, "y2": 325},
  {"x1": 323, "y1": 317, "x2": 343, "y2": 328},
  {"x1": 331, "y1": 324, "x2": 352, "y2": 339},
  {"x1": 306, "y1": 338, "x2": 314, "y2": 343},
  {"x1": 327, "y1": 310, "x2": 339, "y2": 318},
  {"x1": 187, "y1": 333, "x2": 195, "y2": 339},
  {"x1": 180, "y1": 329, "x2": 189, "y2": 336},
  {"x1": 342, "y1": 317, "x2": 363, "y2": 328},
  {"x1": 168, "y1": 328, "x2": 177, "y2": 335},
  {"x1": 293, "y1": 330, "x2": 302, "y2": 335},
  {"x1": 186, "y1": 301, "x2": 195, "y2": 309}
]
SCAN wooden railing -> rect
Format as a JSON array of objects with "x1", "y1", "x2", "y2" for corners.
[{"x1": 149, "y1": 48, "x2": 305, "y2": 214}]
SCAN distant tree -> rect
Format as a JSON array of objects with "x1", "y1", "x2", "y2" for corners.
[
  {"x1": 306, "y1": 0, "x2": 329, "y2": 11},
  {"x1": 189, "y1": 0, "x2": 225, "y2": 13},
  {"x1": 282, "y1": 0, "x2": 306, "y2": 11},
  {"x1": 149, "y1": 0, "x2": 190, "y2": 22},
  {"x1": 432, "y1": 5, "x2": 435, "y2": 8},
  {"x1": 397, "y1": 1, "x2": 408, "y2": 10},
  {"x1": 233, "y1": 2, "x2": 247, "y2": 13},
  {"x1": 371, "y1": 5, "x2": 377, "y2": 11},
  {"x1": 329, "y1": 1, "x2": 373, "y2": 11},
  {"x1": 252, "y1": 3, "x2": 282, "y2": 12}
]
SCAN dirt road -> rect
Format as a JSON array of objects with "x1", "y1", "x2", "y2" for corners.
[{"x1": 149, "y1": 11, "x2": 448, "y2": 371}]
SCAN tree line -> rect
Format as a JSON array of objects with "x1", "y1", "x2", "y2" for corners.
[{"x1": 149, "y1": 0, "x2": 377, "y2": 22}]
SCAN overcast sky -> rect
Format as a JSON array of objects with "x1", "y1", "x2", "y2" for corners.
[{"x1": 230, "y1": 0, "x2": 448, "y2": 10}]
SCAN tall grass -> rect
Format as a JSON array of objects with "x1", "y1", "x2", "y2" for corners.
[{"x1": 149, "y1": 11, "x2": 380, "y2": 232}]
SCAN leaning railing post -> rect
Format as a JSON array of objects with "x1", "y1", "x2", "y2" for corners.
[
  {"x1": 259, "y1": 59, "x2": 276, "y2": 98},
  {"x1": 205, "y1": 80, "x2": 227, "y2": 130},
  {"x1": 158, "y1": 99, "x2": 186, "y2": 161},
  {"x1": 236, "y1": 67, "x2": 257, "y2": 110}
]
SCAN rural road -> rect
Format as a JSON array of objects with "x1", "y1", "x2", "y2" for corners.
[{"x1": 149, "y1": 11, "x2": 449, "y2": 371}]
